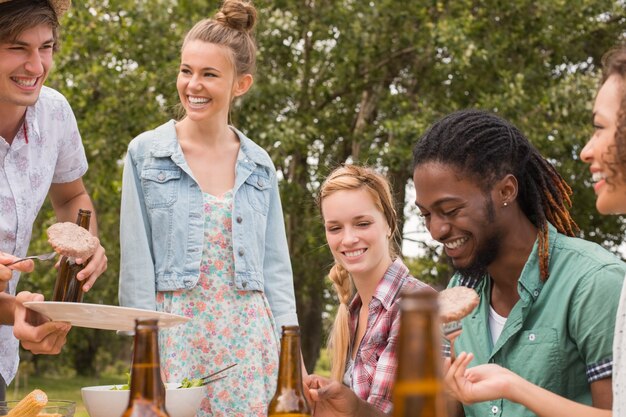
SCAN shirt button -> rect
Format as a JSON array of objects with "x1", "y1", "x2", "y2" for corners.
[
  {"x1": 533, "y1": 289, "x2": 540, "y2": 297},
  {"x1": 528, "y1": 333, "x2": 536, "y2": 341},
  {"x1": 238, "y1": 249, "x2": 244, "y2": 256},
  {"x1": 157, "y1": 172, "x2": 165, "y2": 181},
  {"x1": 257, "y1": 178, "x2": 265, "y2": 187},
  {"x1": 242, "y1": 282, "x2": 248, "y2": 288},
  {"x1": 236, "y1": 216, "x2": 243, "y2": 223},
  {"x1": 491, "y1": 405, "x2": 499, "y2": 414}
]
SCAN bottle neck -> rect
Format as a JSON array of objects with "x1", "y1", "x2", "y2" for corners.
[
  {"x1": 395, "y1": 296, "x2": 441, "y2": 380},
  {"x1": 276, "y1": 332, "x2": 304, "y2": 393},
  {"x1": 76, "y1": 209, "x2": 91, "y2": 230},
  {"x1": 129, "y1": 323, "x2": 166, "y2": 406}
]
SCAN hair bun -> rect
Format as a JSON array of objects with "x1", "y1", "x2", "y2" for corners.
[{"x1": 215, "y1": 0, "x2": 257, "y2": 33}]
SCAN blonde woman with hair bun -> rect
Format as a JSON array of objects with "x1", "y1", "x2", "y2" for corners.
[
  {"x1": 119, "y1": 1, "x2": 298, "y2": 416},
  {"x1": 313, "y1": 164, "x2": 434, "y2": 414}
]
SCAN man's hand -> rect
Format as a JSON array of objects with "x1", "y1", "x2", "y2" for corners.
[
  {"x1": 13, "y1": 291, "x2": 71, "y2": 354},
  {"x1": 49, "y1": 178, "x2": 108, "y2": 292},
  {"x1": 443, "y1": 352, "x2": 514, "y2": 404},
  {"x1": 0, "y1": 252, "x2": 35, "y2": 292},
  {"x1": 74, "y1": 238, "x2": 107, "y2": 292}
]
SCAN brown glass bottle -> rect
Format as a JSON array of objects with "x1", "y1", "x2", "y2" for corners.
[
  {"x1": 52, "y1": 208, "x2": 91, "y2": 302},
  {"x1": 267, "y1": 325, "x2": 311, "y2": 417},
  {"x1": 393, "y1": 290, "x2": 448, "y2": 417},
  {"x1": 122, "y1": 319, "x2": 169, "y2": 417}
]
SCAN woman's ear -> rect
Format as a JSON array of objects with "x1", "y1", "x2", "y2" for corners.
[{"x1": 233, "y1": 73, "x2": 253, "y2": 98}]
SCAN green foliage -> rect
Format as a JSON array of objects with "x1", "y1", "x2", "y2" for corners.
[
  {"x1": 7, "y1": 373, "x2": 127, "y2": 417},
  {"x1": 22, "y1": 0, "x2": 626, "y2": 374}
]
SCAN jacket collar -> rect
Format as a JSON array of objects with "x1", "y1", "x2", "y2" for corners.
[{"x1": 151, "y1": 120, "x2": 273, "y2": 169}]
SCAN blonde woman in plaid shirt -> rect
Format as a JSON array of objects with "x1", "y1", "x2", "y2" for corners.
[{"x1": 312, "y1": 164, "x2": 434, "y2": 414}]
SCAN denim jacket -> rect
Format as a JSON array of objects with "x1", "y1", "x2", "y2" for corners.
[{"x1": 119, "y1": 120, "x2": 298, "y2": 330}]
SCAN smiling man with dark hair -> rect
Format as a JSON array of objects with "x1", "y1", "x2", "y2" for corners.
[
  {"x1": 412, "y1": 109, "x2": 625, "y2": 417},
  {"x1": 0, "y1": 0, "x2": 107, "y2": 400}
]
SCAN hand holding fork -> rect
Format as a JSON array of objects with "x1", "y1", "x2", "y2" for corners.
[
  {"x1": 0, "y1": 251, "x2": 55, "y2": 291},
  {"x1": 6, "y1": 252, "x2": 57, "y2": 266}
]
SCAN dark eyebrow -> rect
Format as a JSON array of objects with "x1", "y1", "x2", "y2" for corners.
[
  {"x1": 415, "y1": 197, "x2": 462, "y2": 210},
  {"x1": 11, "y1": 38, "x2": 55, "y2": 47}
]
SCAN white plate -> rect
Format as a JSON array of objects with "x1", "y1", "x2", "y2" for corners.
[{"x1": 23, "y1": 301, "x2": 190, "y2": 331}]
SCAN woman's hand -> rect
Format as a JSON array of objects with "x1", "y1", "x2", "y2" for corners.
[{"x1": 303, "y1": 374, "x2": 385, "y2": 417}]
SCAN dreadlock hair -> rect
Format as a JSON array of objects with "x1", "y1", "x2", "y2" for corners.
[
  {"x1": 317, "y1": 164, "x2": 399, "y2": 382},
  {"x1": 412, "y1": 109, "x2": 579, "y2": 281}
]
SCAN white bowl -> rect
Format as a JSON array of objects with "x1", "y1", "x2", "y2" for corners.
[{"x1": 81, "y1": 383, "x2": 204, "y2": 417}]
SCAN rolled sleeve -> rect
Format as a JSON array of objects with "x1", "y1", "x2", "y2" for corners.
[{"x1": 570, "y1": 263, "x2": 625, "y2": 383}]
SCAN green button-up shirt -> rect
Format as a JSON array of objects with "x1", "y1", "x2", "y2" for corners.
[{"x1": 450, "y1": 224, "x2": 625, "y2": 417}]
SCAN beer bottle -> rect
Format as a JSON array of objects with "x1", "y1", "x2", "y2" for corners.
[
  {"x1": 52, "y1": 208, "x2": 91, "y2": 302},
  {"x1": 268, "y1": 325, "x2": 311, "y2": 417},
  {"x1": 392, "y1": 290, "x2": 448, "y2": 417},
  {"x1": 122, "y1": 318, "x2": 169, "y2": 417}
]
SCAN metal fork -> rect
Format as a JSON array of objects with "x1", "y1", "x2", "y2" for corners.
[
  {"x1": 7, "y1": 251, "x2": 57, "y2": 266},
  {"x1": 442, "y1": 320, "x2": 463, "y2": 361}
]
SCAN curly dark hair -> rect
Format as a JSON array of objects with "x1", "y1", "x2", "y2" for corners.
[
  {"x1": 412, "y1": 109, "x2": 578, "y2": 280},
  {"x1": 600, "y1": 45, "x2": 626, "y2": 184}
]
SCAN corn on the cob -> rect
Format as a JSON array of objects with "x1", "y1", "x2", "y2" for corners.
[{"x1": 7, "y1": 389, "x2": 48, "y2": 417}]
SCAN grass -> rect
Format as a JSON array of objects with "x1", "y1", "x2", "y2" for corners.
[
  {"x1": 5, "y1": 350, "x2": 331, "y2": 417},
  {"x1": 7, "y1": 373, "x2": 127, "y2": 417}
]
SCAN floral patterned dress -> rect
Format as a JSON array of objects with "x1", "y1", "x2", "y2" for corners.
[{"x1": 157, "y1": 191, "x2": 279, "y2": 417}]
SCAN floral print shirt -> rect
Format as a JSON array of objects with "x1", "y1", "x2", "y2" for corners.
[{"x1": 0, "y1": 86, "x2": 87, "y2": 384}]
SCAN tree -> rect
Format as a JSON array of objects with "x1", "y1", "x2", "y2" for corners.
[{"x1": 25, "y1": 0, "x2": 626, "y2": 374}]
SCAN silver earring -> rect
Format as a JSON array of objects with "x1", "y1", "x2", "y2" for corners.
[{"x1": 503, "y1": 202, "x2": 508, "y2": 207}]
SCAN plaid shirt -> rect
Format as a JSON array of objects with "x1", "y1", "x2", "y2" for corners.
[{"x1": 347, "y1": 258, "x2": 434, "y2": 413}]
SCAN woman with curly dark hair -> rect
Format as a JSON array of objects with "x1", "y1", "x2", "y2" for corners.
[{"x1": 445, "y1": 44, "x2": 626, "y2": 417}]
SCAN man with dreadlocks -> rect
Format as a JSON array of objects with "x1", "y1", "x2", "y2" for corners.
[
  {"x1": 412, "y1": 109, "x2": 625, "y2": 417},
  {"x1": 304, "y1": 109, "x2": 625, "y2": 417}
]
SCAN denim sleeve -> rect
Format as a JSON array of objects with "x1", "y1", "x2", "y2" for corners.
[
  {"x1": 119, "y1": 146, "x2": 157, "y2": 311},
  {"x1": 262, "y1": 171, "x2": 299, "y2": 331}
]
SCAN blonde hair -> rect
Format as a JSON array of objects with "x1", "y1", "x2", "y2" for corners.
[
  {"x1": 182, "y1": 0, "x2": 257, "y2": 77},
  {"x1": 317, "y1": 164, "x2": 399, "y2": 382}
]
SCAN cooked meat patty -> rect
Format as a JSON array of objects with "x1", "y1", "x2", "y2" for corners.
[
  {"x1": 438, "y1": 286, "x2": 479, "y2": 323},
  {"x1": 47, "y1": 222, "x2": 98, "y2": 260}
]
